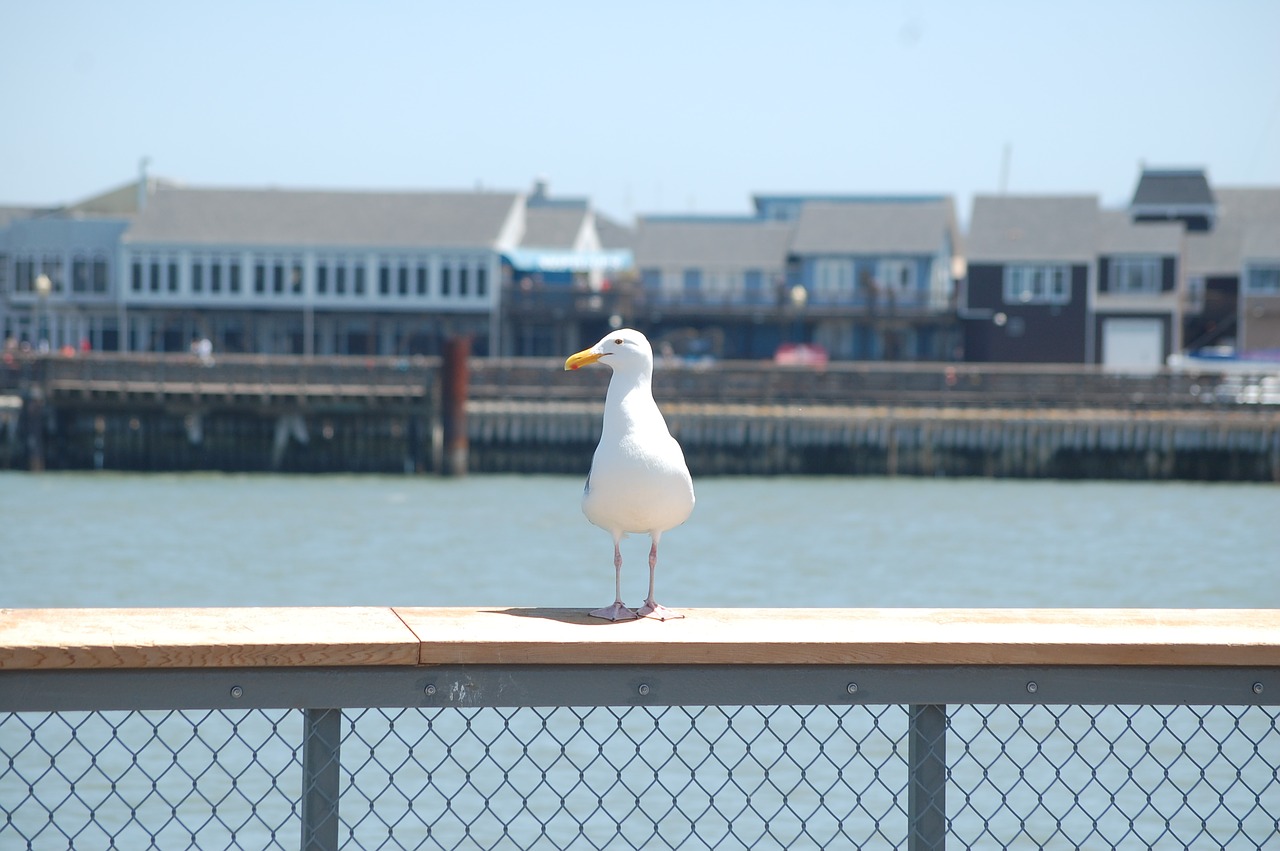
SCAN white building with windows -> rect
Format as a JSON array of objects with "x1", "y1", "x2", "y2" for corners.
[
  {"x1": 118, "y1": 184, "x2": 522, "y2": 356},
  {"x1": 0, "y1": 177, "x2": 606, "y2": 357}
]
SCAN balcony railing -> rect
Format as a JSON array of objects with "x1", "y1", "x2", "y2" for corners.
[{"x1": 2, "y1": 608, "x2": 1278, "y2": 850}]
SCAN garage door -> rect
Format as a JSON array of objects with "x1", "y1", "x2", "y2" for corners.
[{"x1": 1102, "y1": 318, "x2": 1164, "y2": 369}]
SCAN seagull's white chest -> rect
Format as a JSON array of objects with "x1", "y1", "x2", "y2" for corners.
[{"x1": 582, "y1": 387, "x2": 695, "y2": 536}]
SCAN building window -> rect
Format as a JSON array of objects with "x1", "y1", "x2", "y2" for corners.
[
  {"x1": 1110, "y1": 257, "x2": 1161, "y2": 294},
  {"x1": 704, "y1": 269, "x2": 738, "y2": 300},
  {"x1": 72, "y1": 255, "x2": 89, "y2": 293},
  {"x1": 441, "y1": 266, "x2": 452, "y2": 297},
  {"x1": 877, "y1": 259, "x2": 916, "y2": 295},
  {"x1": 44, "y1": 255, "x2": 64, "y2": 293},
  {"x1": 459, "y1": 267, "x2": 470, "y2": 296},
  {"x1": 682, "y1": 269, "x2": 702, "y2": 300},
  {"x1": 379, "y1": 263, "x2": 392, "y2": 296},
  {"x1": 191, "y1": 259, "x2": 204, "y2": 294},
  {"x1": 476, "y1": 266, "x2": 487, "y2": 297},
  {"x1": 416, "y1": 265, "x2": 429, "y2": 296},
  {"x1": 0, "y1": 254, "x2": 8, "y2": 294},
  {"x1": 290, "y1": 260, "x2": 303, "y2": 295},
  {"x1": 335, "y1": 263, "x2": 347, "y2": 296},
  {"x1": 150, "y1": 260, "x2": 161, "y2": 293},
  {"x1": 255, "y1": 261, "x2": 267, "y2": 294},
  {"x1": 131, "y1": 261, "x2": 143, "y2": 292},
  {"x1": 229, "y1": 262, "x2": 241, "y2": 294},
  {"x1": 168, "y1": 259, "x2": 179, "y2": 293},
  {"x1": 398, "y1": 265, "x2": 409, "y2": 296},
  {"x1": 92, "y1": 256, "x2": 109, "y2": 294},
  {"x1": 814, "y1": 259, "x2": 854, "y2": 299},
  {"x1": 1004, "y1": 265, "x2": 1070, "y2": 305},
  {"x1": 1245, "y1": 266, "x2": 1280, "y2": 295},
  {"x1": 354, "y1": 265, "x2": 366, "y2": 296},
  {"x1": 273, "y1": 260, "x2": 286, "y2": 295},
  {"x1": 14, "y1": 258, "x2": 34, "y2": 293},
  {"x1": 660, "y1": 269, "x2": 682, "y2": 299},
  {"x1": 316, "y1": 264, "x2": 328, "y2": 295},
  {"x1": 210, "y1": 261, "x2": 223, "y2": 294}
]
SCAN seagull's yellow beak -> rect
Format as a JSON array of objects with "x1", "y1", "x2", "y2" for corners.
[{"x1": 564, "y1": 347, "x2": 605, "y2": 371}]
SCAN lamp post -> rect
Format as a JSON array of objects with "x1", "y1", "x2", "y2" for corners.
[
  {"x1": 34, "y1": 273, "x2": 52, "y2": 352},
  {"x1": 789, "y1": 283, "x2": 808, "y2": 343}
]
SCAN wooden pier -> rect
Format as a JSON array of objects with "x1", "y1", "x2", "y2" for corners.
[{"x1": 3, "y1": 353, "x2": 1279, "y2": 480}]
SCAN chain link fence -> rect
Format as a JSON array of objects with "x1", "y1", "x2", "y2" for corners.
[{"x1": 4, "y1": 699, "x2": 1278, "y2": 849}]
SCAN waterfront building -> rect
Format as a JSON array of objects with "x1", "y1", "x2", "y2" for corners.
[
  {"x1": 963, "y1": 195, "x2": 1100, "y2": 364},
  {"x1": 3, "y1": 168, "x2": 1277, "y2": 363},
  {"x1": 498, "y1": 179, "x2": 633, "y2": 357},
  {"x1": 628, "y1": 195, "x2": 961, "y2": 360},
  {"x1": 784, "y1": 197, "x2": 960, "y2": 360},
  {"x1": 631, "y1": 215, "x2": 795, "y2": 359},
  {"x1": 0, "y1": 175, "x2": 627, "y2": 358},
  {"x1": 1177, "y1": 184, "x2": 1280, "y2": 357},
  {"x1": 963, "y1": 193, "x2": 1187, "y2": 367}
]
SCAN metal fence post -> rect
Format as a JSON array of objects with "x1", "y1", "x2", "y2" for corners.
[
  {"x1": 301, "y1": 707, "x2": 342, "y2": 851},
  {"x1": 908, "y1": 703, "x2": 947, "y2": 851}
]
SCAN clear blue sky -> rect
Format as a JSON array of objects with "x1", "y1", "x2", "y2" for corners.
[{"x1": 4, "y1": 1, "x2": 1278, "y2": 223}]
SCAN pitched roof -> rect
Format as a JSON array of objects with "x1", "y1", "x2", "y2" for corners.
[
  {"x1": 594, "y1": 213, "x2": 634, "y2": 251},
  {"x1": 1184, "y1": 188, "x2": 1280, "y2": 276},
  {"x1": 1242, "y1": 226, "x2": 1280, "y2": 262},
  {"x1": 1130, "y1": 169, "x2": 1216, "y2": 209},
  {"x1": 123, "y1": 186, "x2": 522, "y2": 249},
  {"x1": 0, "y1": 206, "x2": 47, "y2": 228},
  {"x1": 1215, "y1": 187, "x2": 1280, "y2": 225},
  {"x1": 967, "y1": 195, "x2": 1099, "y2": 263},
  {"x1": 788, "y1": 199, "x2": 956, "y2": 255},
  {"x1": 521, "y1": 206, "x2": 588, "y2": 249},
  {"x1": 1096, "y1": 210, "x2": 1182, "y2": 255},
  {"x1": 634, "y1": 218, "x2": 793, "y2": 270}
]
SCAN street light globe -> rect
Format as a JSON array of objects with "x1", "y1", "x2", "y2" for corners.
[{"x1": 35, "y1": 273, "x2": 52, "y2": 297}]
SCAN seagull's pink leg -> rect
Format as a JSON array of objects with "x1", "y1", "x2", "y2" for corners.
[
  {"x1": 591, "y1": 534, "x2": 637, "y2": 621},
  {"x1": 637, "y1": 532, "x2": 683, "y2": 621}
]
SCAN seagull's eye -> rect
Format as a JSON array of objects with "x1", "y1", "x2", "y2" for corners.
[{"x1": 614, "y1": 338, "x2": 623, "y2": 345}]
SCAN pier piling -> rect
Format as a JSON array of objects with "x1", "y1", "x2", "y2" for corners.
[{"x1": 441, "y1": 337, "x2": 471, "y2": 477}]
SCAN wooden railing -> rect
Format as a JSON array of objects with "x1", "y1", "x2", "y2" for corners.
[
  {"x1": 4, "y1": 607, "x2": 1280, "y2": 671},
  {"x1": 3, "y1": 608, "x2": 1278, "y2": 850}
]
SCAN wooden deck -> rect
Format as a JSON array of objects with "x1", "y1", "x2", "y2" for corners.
[{"x1": 3, "y1": 608, "x2": 1279, "y2": 670}]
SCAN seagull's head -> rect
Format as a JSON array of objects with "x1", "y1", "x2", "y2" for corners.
[{"x1": 564, "y1": 328, "x2": 654, "y2": 373}]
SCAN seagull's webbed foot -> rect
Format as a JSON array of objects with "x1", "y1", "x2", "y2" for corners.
[
  {"x1": 636, "y1": 600, "x2": 684, "y2": 621},
  {"x1": 590, "y1": 602, "x2": 639, "y2": 622}
]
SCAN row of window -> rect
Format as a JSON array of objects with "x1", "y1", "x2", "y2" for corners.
[
  {"x1": 125, "y1": 254, "x2": 490, "y2": 300},
  {"x1": 644, "y1": 268, "x2": 774, "y2": 300},
  {"x1": 1004, "y1": 265, "x2": 1071, "y2": 305},
  {"x1": 1003, "y1": 258, "x2": 1177, "y2": 305},
  {"x1": 0, "y1": 253, "x2": 111, "y2": 295},
  {"x1": 812, "y1": 259, "x2": 918, "y2": 296},
  {"x1": 641, "y1": 261, "x2": 926, "y2": 302}
]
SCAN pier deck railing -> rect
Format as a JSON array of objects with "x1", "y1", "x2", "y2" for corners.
[{"x1": 3, "y1": 608, "x2": 1278, "y2": 850}]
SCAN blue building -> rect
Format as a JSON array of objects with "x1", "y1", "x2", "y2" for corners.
[{"x1": 628, "y1": 195, "x2": 961, "y2": 360}]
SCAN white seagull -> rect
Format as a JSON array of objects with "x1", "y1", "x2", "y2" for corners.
[{"x1": 564, "y1": 329, "x2": 695, "y2": 621}]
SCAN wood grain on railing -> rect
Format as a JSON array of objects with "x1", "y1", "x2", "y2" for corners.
[{"x1": 3, "y1": 608, "x2": 1279, "y2": 670}]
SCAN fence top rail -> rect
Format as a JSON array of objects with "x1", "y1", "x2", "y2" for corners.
[{"x1": 3, "y1": 607, "x2": 1279, "y2": 671}]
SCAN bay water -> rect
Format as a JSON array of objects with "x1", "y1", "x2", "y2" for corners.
[{"x1": 2, "y1": 472, "x2": 1276, "y2": 610}]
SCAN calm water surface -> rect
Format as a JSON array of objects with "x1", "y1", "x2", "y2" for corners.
[{"x1": 2, "y1": 472, "x2": 1276, "y2": 610}]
